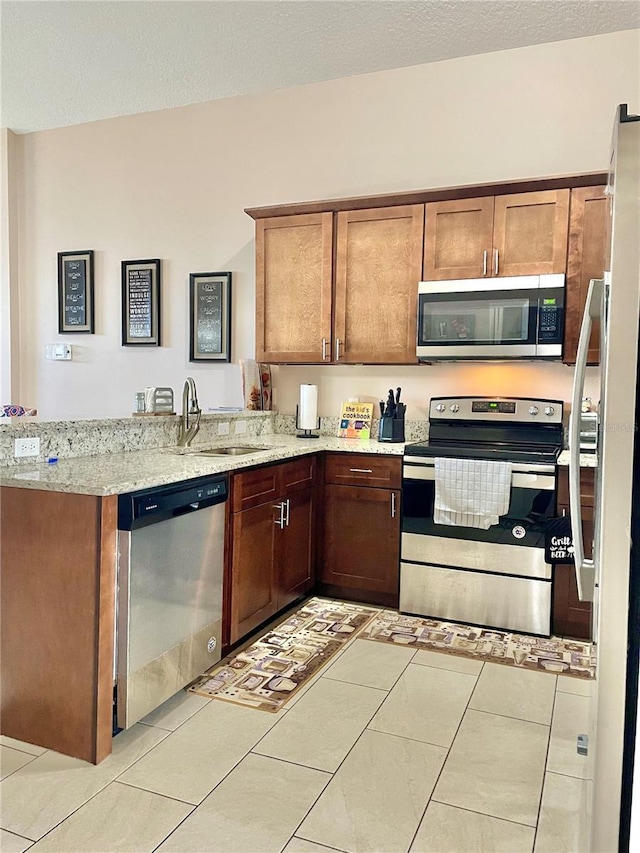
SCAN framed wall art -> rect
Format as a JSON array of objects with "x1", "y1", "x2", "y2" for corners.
[
  {"x1": 189, "y1": 271, "x2": 232, "y2": 362},
  {"x1": 122, "y1": 258, "x2": 161, "y2": 346},
  {"x1": 58, "y1": 250, "x2": 95, "y2": 333}
]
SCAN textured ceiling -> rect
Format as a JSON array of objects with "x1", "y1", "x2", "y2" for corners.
[{"x1": 2, "y1": 0, "x2": 639, "y2": 133}]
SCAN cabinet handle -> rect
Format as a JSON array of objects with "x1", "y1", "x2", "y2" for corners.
[
  {"x1": 335, "y1": 337, "x2": 342, "y2": 361},
  {"x1": 322, "y1": 338, "x2": 328, "y2": 361},
  {"x1": 273, "y1": 502, "x2": 285, "y2": 528},
  {"x1": 483, "y1": 249, "x2": 488, "y2": 276},
  {"x1": 391, "y1": 492, "x2": 396, "y2": 518},
  {"x1": 284, "y1": 498, "x2": 290, "y2": 527},
  {"x1": 349, "y1": 468, "x2": 373, "y2": 473},
  {"x1": 494, "y1": 248, "x2": 499, "y2": 275}
]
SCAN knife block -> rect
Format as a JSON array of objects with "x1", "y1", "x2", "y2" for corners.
[{"x1": 378, "y1": 417, "x2": 405, "y2": 443}]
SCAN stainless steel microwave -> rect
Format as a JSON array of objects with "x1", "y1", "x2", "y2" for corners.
[{"x1": 416, "y1": 274, "x2": 565, "y2": 360}]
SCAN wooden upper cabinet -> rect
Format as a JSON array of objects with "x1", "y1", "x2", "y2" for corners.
[
  {"x1": 334, "y1": 205, "x2": 424, "y2": 364},
  {"x1": 563, "y1": 187, "x2": 608, "y2": 365},
  {"x1": 423, "y1": 190, "x2": 570, "y2": 281},
  {"x1": 423, "y1": 197, "x2": 494, "y2": 280},
  {"x1": 256, "y1": 213, "x2": 333, "y2": 363},
  {"x1": 493, "y1": 190, "x2": 570, "y2": 276}
]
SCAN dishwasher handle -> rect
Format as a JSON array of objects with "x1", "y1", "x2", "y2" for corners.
[{"x1": 118, "y1": 474, "x2": 228, "y2": 531}]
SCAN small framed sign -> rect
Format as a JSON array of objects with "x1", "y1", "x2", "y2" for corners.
[
  {"x1": 189, "y1": 271, "x2": 232, "y2": 362},
  {"x1": 58, "y1": 250, "x2": 95, "y2": 333},
  {"x1": 544, "y1": 515, "x2": 574, "y2": 563},
  {"x1": 122, "y1": 258, "x2": 161, "y2": 346}
]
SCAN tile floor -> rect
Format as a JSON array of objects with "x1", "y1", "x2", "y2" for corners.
[{"x1": 0, "y1": 617, "x2": 593, "y2": 853}]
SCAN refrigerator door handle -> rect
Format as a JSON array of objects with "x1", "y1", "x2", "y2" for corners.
[{"x1": 569, "y1": 278, "x2": 603, "y2": 602}]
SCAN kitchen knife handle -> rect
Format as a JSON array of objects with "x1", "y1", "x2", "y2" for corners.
[
  {"x1": 391, "y1": 492, "x2": 397, "y2": 518},
  {"x1": 483, "y1": 250, "x2": 488, "y2": 276},
  {"x1": 321, "y1": 338, "x2": 328, "y2": 361},
  {"x1": 494, "y1": 249, "x2": 499, "y2": 276},
  {"x1": 335, "y1": 338, "x2": 342, "y2": 361}
]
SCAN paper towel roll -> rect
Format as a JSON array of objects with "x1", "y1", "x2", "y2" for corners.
[{"x1": 298, "y1": 384, "x2": 318, "y2": 430}]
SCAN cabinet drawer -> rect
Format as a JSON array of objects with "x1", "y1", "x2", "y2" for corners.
[
  {"x1": 324, "y1": 453, "x2": 401, "y2": 488},
  {"x1": 280, "y1": 455, "x2": 316, "y2": 494},
  {"x1": 232, "y1": 466, "x2": 279, "y2": 512},
  {"x1": 557, "y1": 466, "x2": 595, "y2": 509}
]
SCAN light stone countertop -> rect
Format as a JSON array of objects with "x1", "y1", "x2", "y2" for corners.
[
  {"x1": 0, "y1": 434, "x2": 405, "y2": 497},
  {"x1": 557, "y1": 450, "x2": 598, "y2": 468}
]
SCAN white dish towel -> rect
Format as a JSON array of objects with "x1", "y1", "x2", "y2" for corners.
[{"x1": 434, "y1": 457, "x2": 512, "y2": 530}]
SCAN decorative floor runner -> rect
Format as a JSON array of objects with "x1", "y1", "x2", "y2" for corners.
[
  {"x1": 188, "y1": 598, "x2": 379, "y2": 712},
  {"x1": 360, "y1": 611, "x2": 596, "y2": 679}
]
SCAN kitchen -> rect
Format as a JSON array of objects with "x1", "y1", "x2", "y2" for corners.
[{"x1": 1, "y1": 9, "x2": 639, "y2": 853}]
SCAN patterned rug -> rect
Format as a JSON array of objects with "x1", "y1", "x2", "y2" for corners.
[
  {"x1": 188, "y1": 598, "x2": 379, "y2": 712},
  {"x1": 360, "y1": 611, "x2": 596, "y2": 679}
]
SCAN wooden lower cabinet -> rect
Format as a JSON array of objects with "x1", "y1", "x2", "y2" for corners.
[
  {"x1": 0, "y1": 487, "x2": 116, "y2": 764},
  {"x1": 553, "y1": 466, "x2": 594, "y2": 640},
  {"x1": 319, "y1": 453, "x2": 401, "y2": 607},
  {"x1": 228, "y1": 457, "x2": 316, "y2": 646}
]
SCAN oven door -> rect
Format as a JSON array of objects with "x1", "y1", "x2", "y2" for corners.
[
  {"x1": 417, "y1": 276, "x2": 564, "y2": 360},
  {"x1": 400, "y1": 458, "x2": 557, "y2": 634}
]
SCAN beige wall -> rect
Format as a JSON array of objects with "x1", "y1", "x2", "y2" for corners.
[{"x1": 7, "y1": 29, "x2": 640, "y2": 419}]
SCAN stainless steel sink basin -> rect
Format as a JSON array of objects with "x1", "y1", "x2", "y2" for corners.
[{"x1": 194, "y1": 446, "x2": 271, "y2": 456}]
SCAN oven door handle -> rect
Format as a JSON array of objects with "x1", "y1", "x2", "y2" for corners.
[
  {"x1": 403, "y1": 464, "x2": 555, "y2": 490},
  {"x1": 569, "y1": 278, "x2": 602, "y2": 602}
]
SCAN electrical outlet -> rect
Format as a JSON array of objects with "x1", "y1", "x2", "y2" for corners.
[
  {"x1": 15, "y1": 437, "x2": 41, "y2": 458},
  {"x1": 235, "y1": 419, "x2": 247, "y2": 435},
  {"x1": 218, "y1": 422, "x2": 230, "y2": 436}
]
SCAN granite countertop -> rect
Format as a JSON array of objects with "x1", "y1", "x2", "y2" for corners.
[
  {"x1": 557, "y1": 450, "x2": 598, "y2": 468},
  {"x1": 0, "y1": 434, "x2": 405, "y2": 497}
]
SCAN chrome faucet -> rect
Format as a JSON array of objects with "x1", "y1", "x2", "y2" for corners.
[{"x1": 177, "y1": 377, "x2": 201, "y2": 447}]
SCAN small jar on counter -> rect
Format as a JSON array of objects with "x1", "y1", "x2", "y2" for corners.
[{"x1": 134, "y1": 392, "x2": 146, "y2": 413}]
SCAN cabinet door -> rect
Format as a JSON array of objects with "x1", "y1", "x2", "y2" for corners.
[
  {"x1": 553, "y1": 467, "x2": 594, "y2": 640},
  {"x1": 229, "y1": 501, "x2": 280, "y2": 644},
  {"x1": 492, "y1": 190, "x2": 570, "y2": 276},
  {"x1": 564, "y1": 187, "x2": 607, "y2": 365},
  {"x1": 334, "y1": 205, "x2": 423, "y2": 364},
  {"x1": 256, "y1": 213, "x2": 333, "y2": 363},
  {"x1": 321, "y1": 484, "x2": 400, "y2": 594},
  {"x1": 423, "y1": 197, "x2": 494, "y2": 280},
  {"x1": 277, "y1": 486, "x2": 316, "y2": 611}
]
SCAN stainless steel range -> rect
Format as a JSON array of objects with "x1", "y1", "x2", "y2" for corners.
[{"x1": 400, "y1": 396, "x2": 564, "y2": 636}]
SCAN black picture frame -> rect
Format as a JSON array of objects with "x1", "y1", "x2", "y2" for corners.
[
  {"x1": 122, "y1": 259, "x2": 161, "y2": 346},
  {"x1": 189, "y1": 271, "x2": 232, "y2": 362},
  {"x1": 58, "y1": 250, "x2": 95, "y2": 334}
]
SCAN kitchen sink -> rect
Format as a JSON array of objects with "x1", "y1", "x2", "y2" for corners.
[{"x1": 194, "y1": 446, "x2": 272, "y2": 456}]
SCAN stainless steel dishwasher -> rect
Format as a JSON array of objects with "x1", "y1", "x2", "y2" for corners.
[{"x1": 116, "y1": 474, "x2": 227, "y2": 728}]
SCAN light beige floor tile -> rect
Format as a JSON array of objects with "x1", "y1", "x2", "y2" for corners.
[
  {"x1": 534, "y1": 772, "x2": 592, "y2": 853},
  {"x1": 140, "y1": 689, "x2": 210, "y2": 731},
  {"x1": 412, "y1": 649, "x2": 484, "y2": 676},
  {"x1": 0, "y1": 724, "x2": 169, "y2": 841},
  {"x1": 546, "y1": 691, "x2": 590, "y2": 780},
  {"x1": 556, "y1": 675, "x2": 593, "y2": 697},
  {"x1": 411, "y1": 801, "x2": 535, "y2": 852},
  {"x1": 322, "y1": 638, "x2": 415, "y2": 690},
  {"x1": 157, "y1": 753, "x2": 329, "y2": 853},
  {"x1": 0, "y1": 829, "x2": 33, "y2": 853},
  {"x1": 298, "y1": 729, "x2": 446, "y2": 853},
  {"x1": 433, "y1": 710, "x2": 548, "y2": 827},
  {"x1": 469, "y1": 663, "x2": 556, "y2": 724},
  {"x1": 1, "y1": 747, "x2": 37, "y2": 781},
  {"x1": 369, "y1": 664, "x2": 476, "y2": 747},
  {"x1": 119, "y1": 697, "x2": 278, "y2": 804},
  {"x1": 283, "y1": 838, "x2": 346, "y2": 853},
  {"x1": 0, "y1": 737, "x2": 47, "y2": 757},
  {"x1": 285, "y1": 640, "x2": 356, "y2": 710},
  {"x1": 29, "y1": 781, "x2": 192, "y2": 852},
  {"x1": 254, "y1": 678, "x2": 386, "y2": 771}
]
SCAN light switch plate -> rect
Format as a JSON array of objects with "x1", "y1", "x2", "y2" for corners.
[
  {"x1": 218, "y1": 422, "x2": 230, "y2": 436},
  {"x1": 45, "y1": 344, "x2": 72, "y2": 360},
  {"x1": 235, "y1": 420, "x2": 247, "y2": 434}
]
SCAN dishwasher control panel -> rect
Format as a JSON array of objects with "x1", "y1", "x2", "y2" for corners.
[{"x1": 118, "y1": 474, "x2": 228, "y2": 530}]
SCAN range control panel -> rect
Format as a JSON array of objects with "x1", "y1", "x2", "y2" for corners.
[{"x1": 430, "y1": 397, "x2": 564, "y2": 425}]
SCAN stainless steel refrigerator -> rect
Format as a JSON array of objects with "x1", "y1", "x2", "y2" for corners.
[{"x1": 570, "y1": 104, "x2": 640, "y2": 851}]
